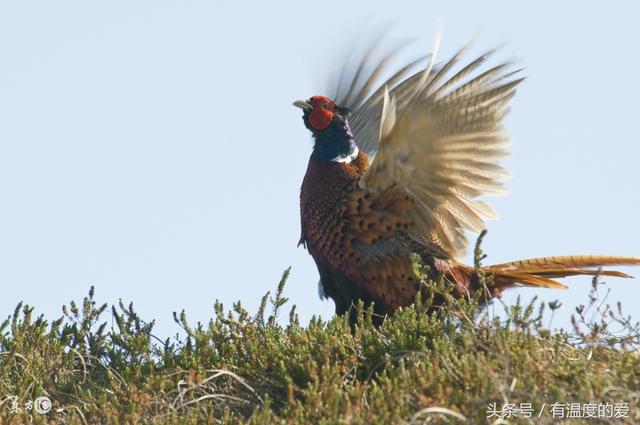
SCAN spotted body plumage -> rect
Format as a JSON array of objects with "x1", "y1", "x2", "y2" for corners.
[{"x1": 300, "y1": 140, "x2": 417, "y2": 318}]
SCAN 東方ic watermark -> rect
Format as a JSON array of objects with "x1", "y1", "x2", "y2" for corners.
[
  {"x1": 487, "y1": 402, "x2": 629, "y2": 420},
  {"x1": 1, "y1": 395, "x2": 52, "y2": 415}
]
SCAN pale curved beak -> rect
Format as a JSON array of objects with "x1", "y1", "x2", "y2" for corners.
[{"x1": 293, "y1": 99, "x2": 312, "y2": 111}]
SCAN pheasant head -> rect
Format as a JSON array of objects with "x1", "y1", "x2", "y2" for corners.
[{"x1": 293, "y1": 96, "x2": 358, "y2": 162}]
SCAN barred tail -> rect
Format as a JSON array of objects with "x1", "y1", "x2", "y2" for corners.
[{"x1": 484, "y1": 255, "x2": 640, "y2": 290}]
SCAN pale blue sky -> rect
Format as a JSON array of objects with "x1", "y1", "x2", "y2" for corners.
[{"x1": 1, "y1": 1, "x2": 638, "y2": 336}]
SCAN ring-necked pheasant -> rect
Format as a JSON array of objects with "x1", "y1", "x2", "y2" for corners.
[{"x1": 294, "y1": 37, "x2": 640, "y2": 323}]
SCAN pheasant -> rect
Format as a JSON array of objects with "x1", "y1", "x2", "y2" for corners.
[{"x1": 294, "y1": 38, "x2": 640, "y2": 323}]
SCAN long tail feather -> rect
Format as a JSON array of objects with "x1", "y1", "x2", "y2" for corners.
[
  {"x1": 482, "y1": 255, "x2": 640, "y2": 291},
  {"x1": 492, "y1": 271, "x2": 568, "y2": 289},
  {"x1": 488, "y1": 255, "x2": 640, "y2": 273}
]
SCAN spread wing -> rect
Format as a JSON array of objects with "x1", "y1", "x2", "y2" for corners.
[
  {"x1": 327, "y1": 39, "x2": 523, "y2": 259},
  {"x1": 323, "y1": 33, "x2": 425, "y2": 157}
]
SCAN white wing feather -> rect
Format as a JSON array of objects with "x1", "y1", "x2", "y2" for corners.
[
  {"x1": 359, "y1": 46, "x2": 523, "y2": 258},
  {"x1": 324, "y1": 33, "x2": 523, "y2": 258}
]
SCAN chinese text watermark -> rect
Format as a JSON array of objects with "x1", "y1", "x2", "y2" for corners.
[
  {"x1": 1, "y1": 395, "x2": 52, "y2": 415},
  {"x1": 486, "y1": 402, "x2": 629, "y2": 419}
]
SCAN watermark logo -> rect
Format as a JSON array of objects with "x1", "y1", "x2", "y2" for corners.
[
  {"x1": 1, "y1": 395, "x2": 52, "y2": 415},
  {"x1": 34, "y1": 396, "x2": 52, "y2": 414}
]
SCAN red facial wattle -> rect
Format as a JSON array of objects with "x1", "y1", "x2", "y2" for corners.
[
  {"x1": 308, "y1": 96, "x2": 336, "y2": 130},
  {"x1": 309, "y1": 108, "x2": 334, "y2": 130}
]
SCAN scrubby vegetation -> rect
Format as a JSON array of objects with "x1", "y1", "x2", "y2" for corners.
[{"x1": 2, "y1": 250, "x2": 640, "y2": 424}]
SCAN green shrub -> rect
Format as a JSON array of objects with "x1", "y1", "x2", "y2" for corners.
[{"x1": 1, "y1": 256, "x2": 639, "y2": 424}]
